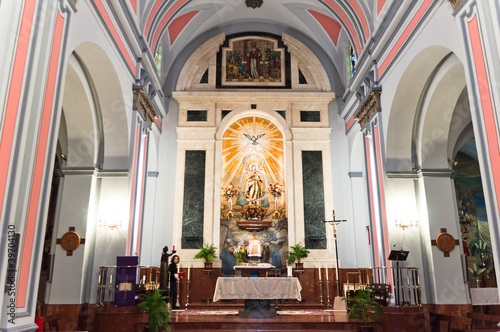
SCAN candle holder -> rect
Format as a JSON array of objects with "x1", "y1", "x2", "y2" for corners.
[
  {"x1": 319, "y1": 279, "x2": 324, "y2": 305},
  {"x1": 176, "y1": 278, "x2": 181, "y2": 309},
  {"x1": 326, "y1": 277, "x2": 332, "y2": 309},
  {"x1": 185, "y1": 278, "x2": 191, "y2": 309}
]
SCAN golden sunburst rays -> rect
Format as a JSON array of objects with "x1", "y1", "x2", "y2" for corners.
[{"x1": 222, "y1": 116, "x2": 284, "y2": 187}]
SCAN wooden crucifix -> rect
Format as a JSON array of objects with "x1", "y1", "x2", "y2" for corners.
[{"x1": 322, "y1": 210, "x2": 347, "y2": 298}]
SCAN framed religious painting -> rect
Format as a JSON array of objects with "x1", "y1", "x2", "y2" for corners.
[{"x1": 217, "y1": 33, "x2": 291, "y2": 89}]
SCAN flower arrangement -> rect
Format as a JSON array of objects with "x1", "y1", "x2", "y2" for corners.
[
  {"x1": 229, "y1": 245, "x2": 247, "y2": 264},
  {"x1": 241, "y1": 204, "x2": 267, "y2": 220},
  {"x1": 221, "y1": 184, "x2": 239, "y2": 198},
  {"x1": 268, "y1": 183, "x2": 285, "y2": 198}
]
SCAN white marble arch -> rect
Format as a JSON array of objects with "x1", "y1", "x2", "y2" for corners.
[{"x1": 175, "y1": 32, "x2": 331, "y2": 92}]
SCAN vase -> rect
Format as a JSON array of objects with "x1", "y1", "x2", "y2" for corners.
[
  {"x1": 228, "y1": 197, "x2": 233, "y2": 218},
  {"x1": 475, "y1": 277, "x2": 481, "y2": 288},
  {"x1": 274, "y1": 196, "x2": 279, "y2": 218}
]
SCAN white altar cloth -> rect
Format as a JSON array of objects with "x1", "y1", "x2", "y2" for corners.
[
  {"x1": 213, "y1": 277, "x2": 302, "y2": 302},
  {"x1": 470, "y1": 288, "x2": 500, "y2": 305}
]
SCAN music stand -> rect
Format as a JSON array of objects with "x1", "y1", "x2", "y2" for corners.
[
  {"x1": 388, "y1": 250, "x2": 409, "y2": 306},
  {"x1": 388, "y1": 250, "x2": 409, "y2": 263}
]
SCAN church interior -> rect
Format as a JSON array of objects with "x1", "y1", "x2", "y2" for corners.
[{"x1": 1, "y1": 0, "x2": 500, "y2": 331}]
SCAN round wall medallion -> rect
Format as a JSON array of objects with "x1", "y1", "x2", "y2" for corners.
[
  {"x1": 435, "y1": 232, "x2": 456, "y2": 253},
  {"x1": 60, "y1": 231, "x2": 81, "y2": 252}
]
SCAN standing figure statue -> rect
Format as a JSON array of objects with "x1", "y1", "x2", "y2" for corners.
[
  {"x1": 244, "y1": 165, "x2": 265, "y2": 203},
  {"x1": 246, "y1": 42, "x2": 262, "y2": 79},
  {"x1": 160, "y1": 246, "x2": 176, "y2": 289}
]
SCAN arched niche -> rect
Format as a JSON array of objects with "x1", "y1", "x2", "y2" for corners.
[
  {"x1": 71, "y1": 42, "x2": 130, "y2": 170},
  {"x1": 385, "y1": 46, "x2": 455, "y2": 172}
]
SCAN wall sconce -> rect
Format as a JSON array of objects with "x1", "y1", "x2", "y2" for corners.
[
  {"x1": 395, "y1": 218, "x2": 418, "y2": 230},
  {"x1": 99, "y1": 210, "x2": 124, "y2": 230}
]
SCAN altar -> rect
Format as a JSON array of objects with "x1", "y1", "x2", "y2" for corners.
[
  {"x1": 213, "y1": 277, "x2": 302, "y2": 302},
  {"x1": 234, "y1": 264, "x2": 275, "y2": 277}
]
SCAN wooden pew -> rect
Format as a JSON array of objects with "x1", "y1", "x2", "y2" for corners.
[
  {"x1": 432, "y1": 313, "x2": 471, "y2": 332},
  {"x1": 467, "y1": 312, "x2": 500, "y2": 329}
]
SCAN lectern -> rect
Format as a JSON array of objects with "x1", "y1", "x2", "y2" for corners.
[{"x1": 388, "y1": 249, "x2": 409, "y2": 306}]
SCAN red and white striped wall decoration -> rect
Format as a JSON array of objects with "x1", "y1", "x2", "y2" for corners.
[
  {"x1": 322, "y1": 0, "x2": 362, "y2": 54},
  {"x1": 373, "y1": 124, "x2": 390, "y2": 265},
  {"x1": 93, "y1": 0, "x2": 136, "y2": 74},
  {"x1": 17, "y1": 11, "x2": 66, "y2": 309},
  {"x1": 309, "y1": 10, "x2": 342, "y2": 46},
  {"x1": 146, "y1": 0, "x2": 191, "y2": 52},
  {"x1": 377, "y1": 0, "x2": 433, "y2": 78},
  {"x1": 377, "y1": 0, "x2": 387, "y2": 16},
  {"x1": 365, "y1": 135, "x2": 380, "y2": 267},
  {"x1": 345, "y1": 115, "x2": 356, "y2": 133},
  {"x1": 127, "y1": 124, "x2": 141, "y2": 255},
  {"x1": 167, "y1": 11, "x2": 199, "y2": 46},
  {"x1": 0, "y1": 1, "x2": 38, "y2": 232},
  {"x1": 346, "y1": 0, "x2": 370, "y2": 40},
  {"x1": 135, "y1": 136, "x2": 149, "y2": 256},
  {"x1": 467, "y1": 14, "x2": 500, "y2": 218},
  {"x1": 130, "y1": 0, "x2": 137, "y2": 15}
]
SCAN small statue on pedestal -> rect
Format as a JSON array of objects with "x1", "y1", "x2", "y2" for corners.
[{"x1": 160, "y1": 246, "x2": 176, "y2": 289}]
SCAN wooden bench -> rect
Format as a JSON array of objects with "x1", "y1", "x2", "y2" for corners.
[
  {"x1": 432, "y1": 313, "x2": 471, "y2": 332},
  {"x1": 467, "y1": 312, "x2": 500, "y2": 329}
]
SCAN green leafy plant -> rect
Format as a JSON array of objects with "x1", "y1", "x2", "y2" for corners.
[
  {"x1": 137, "y1": 290, "x2": 171, "y2": 332},
  {"x1": 472, "y1": 239, "x2": 487, "y2": 256},
  {"x1": 343, "y1": 289, "x2": 384, "y2": 326},
  {"x1": 469, "y1": 263, "x2": 486, "y2": 277},
  {"x1": 285, "y1": 243, "x2": 310, "y2": 265},
  {"x1": 193, "y1": 243, "x2": 217, "y2": 263}
]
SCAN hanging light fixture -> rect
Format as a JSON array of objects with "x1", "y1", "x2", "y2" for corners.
[{"x1": 245, "y1": 0, "x2": 263, "y2": 9}]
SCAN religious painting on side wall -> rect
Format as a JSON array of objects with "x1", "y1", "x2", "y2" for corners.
[
  {"x1": 454, "y1": 139, "x2": 496, "y2": 283},
  {"x1": 217, "y1": 34, "x2": 291, "y2": 88}
]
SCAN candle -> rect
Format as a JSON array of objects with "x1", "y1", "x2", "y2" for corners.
[
  {"x1": 172, "y1": 245, "x2": 175, "y2": 251},
  {"x1": 325, "y1": 263, "x2": 329, "y2": 281},
  {"x1": 318, "y1": 266, "x2": 322, "y2": 280},
  {"x1": 188, "y1": 265, "x2": 191, "y2": 279},
  {"x1": 287, "y1": 265, "x2": 292, "y2": 277}
]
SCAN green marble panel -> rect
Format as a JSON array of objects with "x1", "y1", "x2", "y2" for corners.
[
  {"x1": 300, "y1": 111, "x2": 321, "y2": 122},
  {"x1": 302, "y1": 151, "x2": 326, "y2": 249},
  {"x1": 276, "y1": 110, "x2": 286, "y2": 119},
  {"x1": 181, "y1": 150, "x2": 206, "y2": 249},
  {"x1": 187, "y1": 110, "x2": 207, "y2": 121}
]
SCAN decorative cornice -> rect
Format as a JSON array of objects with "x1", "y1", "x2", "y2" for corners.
[
  {"x1": 133, "y1": 88, "x2": 158, "y2": 126},
  {"x1": 354, "y1": 89, "x2": 381, "y2": 128},
  {"x1": 448, "y1": 0, "x2": 464, "y2": 11}
]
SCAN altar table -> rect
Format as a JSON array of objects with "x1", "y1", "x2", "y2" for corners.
[
  {"x1": 213, "y1": 277, "x2": 302, "y2": 302},
  {"x1": 234, "y1": 265, "x2": 274, "y2": 277},
  {"x1": 470, "y1": 288, "x2": 500, "y2": 305}
]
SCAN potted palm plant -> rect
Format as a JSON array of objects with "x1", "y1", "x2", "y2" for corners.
[
  {"x1": 194, "y1": 243, "x2": 217, "y2": 270},
  {"x1": 343, "y1": 289, "x2": 383, "y2": 332},
  {"x1": 137, "y1": 290, "x2": 171, "y2": 332},
  {"x1": 286, "y1": 243, "x2": 310, "y2": 269}
]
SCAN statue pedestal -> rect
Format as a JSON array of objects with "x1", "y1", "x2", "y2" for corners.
[{"x1": 237, "y1": 219, "x2": 272, "y2": 231}]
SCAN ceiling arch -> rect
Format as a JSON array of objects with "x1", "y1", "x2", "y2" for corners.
[{"x1": 142, "y1": 0, "x2": 374, "y2": 69}]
